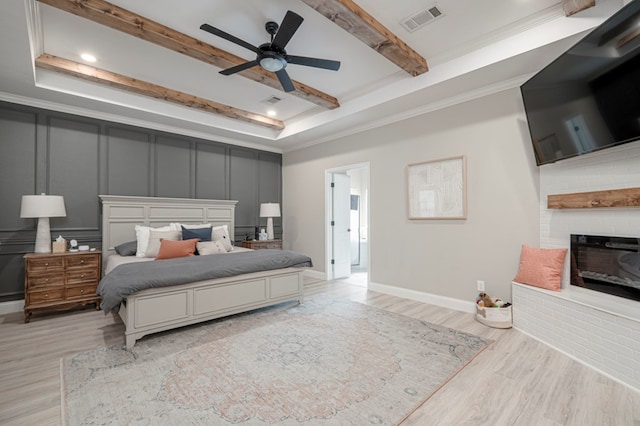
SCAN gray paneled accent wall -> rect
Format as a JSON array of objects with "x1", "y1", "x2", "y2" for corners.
[
  {"x1": 0, "y1": 101, "x2": 282, "y2": 302},
  {"x1": 106, "y1": 126, "x2": 152, "y2": 196}
]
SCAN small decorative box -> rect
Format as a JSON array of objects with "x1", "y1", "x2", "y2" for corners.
[{"x1": 52, "y1": 241, "x2": 66, "y2": 253}]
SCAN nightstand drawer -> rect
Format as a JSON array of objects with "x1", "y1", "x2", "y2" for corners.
[
  {"x1": 66, "y1": 285, "x2": 97, "y2": 299},
  {"x1": 66, "y1": 255, "x2": 99, "y2": 269},
  {"x1": 263, "y1": 242, "x2": 282, "y2": 249},
  {"x1": 27, "y1": 273, "x2": 65, "y2": 288},
  {"x1": 27, "y1": 257, "x2": 64, "y2": 272},
  {"x1": 241, "y1": 239, "x2": 283, "y2": 250},
  {"x1": 67, "y1": 269, "x2": 99, "y2": 285},
  {"x1": 28, "y1": 289, "x2": 65, "y2": 305}
]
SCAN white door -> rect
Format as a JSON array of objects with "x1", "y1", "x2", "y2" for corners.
[
  {"x1": 350, "y1": 194, "x2": 360, "y2": 266},
  {"x1": 332, "y1": 173, "x2": 351, "y2": 279}
]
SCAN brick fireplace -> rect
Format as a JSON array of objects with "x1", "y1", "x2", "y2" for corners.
[{"x1": 513, "y1": 140, "x2": 640, "y2": 392}]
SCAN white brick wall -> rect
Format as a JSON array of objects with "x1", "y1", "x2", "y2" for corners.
[
  {"x1": 514, "y1": 140, "x2": 640, "y2": 392},
  {"x1": 513, "y1": 283, "x2": 640, "y2": 391},
  {"x1": 540, "y1": 140, "x2": 640, "y2": 251}
]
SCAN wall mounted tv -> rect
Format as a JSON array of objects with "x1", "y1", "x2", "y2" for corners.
[{"x1": 521, "y1": 1, "x2": 640, "y2": 166}]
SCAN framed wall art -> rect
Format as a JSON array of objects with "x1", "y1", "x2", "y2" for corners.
[{"x1": 407, "y1": 155, "x2": 466, "y2": 219}]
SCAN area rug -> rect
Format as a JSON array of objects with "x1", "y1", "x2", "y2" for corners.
[{"x1": 61, "y1": 295, "x2": 490, "y2": 425}]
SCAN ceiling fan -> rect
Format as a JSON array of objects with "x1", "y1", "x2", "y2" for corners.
[{"x1": 200, "y1": 10, "x2": 341, "y2": 93}]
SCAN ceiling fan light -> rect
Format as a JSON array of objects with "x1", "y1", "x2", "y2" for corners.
[{"x1": 260, "y1": 56, "x2": 286, "y2": 72}]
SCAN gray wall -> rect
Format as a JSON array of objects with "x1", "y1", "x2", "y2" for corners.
[{"x1": 0, "y1": 101, "x2": 282, "y2": 302}]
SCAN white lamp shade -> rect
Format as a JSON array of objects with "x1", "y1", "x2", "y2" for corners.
[
  {"x1": 259, "y1": 203, "x2": 281, "y2": 218},
  {"x1": 20, "y1": 194, "x2": 66, "y2": 218}
]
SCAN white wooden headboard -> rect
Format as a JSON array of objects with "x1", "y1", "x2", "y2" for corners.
[{"x1": 99, "y1": 195, "x2": 238, "y2": 263}]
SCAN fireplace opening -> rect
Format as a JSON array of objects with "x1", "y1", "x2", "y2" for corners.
[{"x1": 571, "y1": 234, "x2": 640, "y2": 303}]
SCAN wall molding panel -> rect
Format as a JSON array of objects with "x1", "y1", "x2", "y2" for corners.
[{"x1": 0, "y1": 100, "x2": 282, "y2": 302}]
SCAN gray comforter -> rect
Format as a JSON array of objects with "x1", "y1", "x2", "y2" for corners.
[{"x1": 98, "y1": 249, "x2": 312, "y2": 313}]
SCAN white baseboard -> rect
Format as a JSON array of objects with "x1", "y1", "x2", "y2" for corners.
[
  {"x1": 304, "y1": 269, "x2": 327, "y2": 281},
  {"x1": 368, "y1": 281, "x2": 476, "y2": 314},
  {"x1": 0, "y1": 299, "x2": 24, "y2": 315}
]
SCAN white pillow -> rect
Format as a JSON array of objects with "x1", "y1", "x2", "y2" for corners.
[
  {"x1": 135, "y1": 224, "x2": 180, "y2": 258},
  {"x1": 172, "y1": 223, "x2": 212, "y2": 230},
  {"x1": 196, "y1": 241, "x2": 227, "y2": 255},
  {"x1": 212, "y1": 225, "x2": 233, "y2": 252},
  {"x1": 145, "y1": 229, "x2": 182, "y2": 258}
]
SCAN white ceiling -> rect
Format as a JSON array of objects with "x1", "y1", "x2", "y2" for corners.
[{"x1": 0, "y1": 0, "x2": 627, "y2": 153}]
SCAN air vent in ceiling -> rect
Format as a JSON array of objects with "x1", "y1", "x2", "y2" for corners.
[
  {"x1": 400, "y1": 5, "x2": 444, "y2": 33},
  {"x1": 262, "y1": 95, "x2": 283, "y2": 105}
]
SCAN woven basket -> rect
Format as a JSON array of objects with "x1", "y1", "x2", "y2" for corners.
[{"x1": 475, "y1": 305, "x2": 512, "y2": 329}]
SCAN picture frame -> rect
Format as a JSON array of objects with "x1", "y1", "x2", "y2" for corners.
[{"x1": 407, "y1": 155, "x2": 467, "y2": 219}]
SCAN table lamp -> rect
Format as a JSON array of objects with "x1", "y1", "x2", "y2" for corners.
[
  {"x1": 20, "y1": 193, "x2": 67, "y2": 253},
  {"x1": 259, "y1": 202, "x2": 280, "y2": 240}
]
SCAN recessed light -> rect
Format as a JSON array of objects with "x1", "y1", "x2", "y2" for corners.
[
  {"x1": 81, "y1": 53, "x2": 97, "y2": 63},
  {"x1": 267, "y1": 110, "x2": 277, "y2": 117}
]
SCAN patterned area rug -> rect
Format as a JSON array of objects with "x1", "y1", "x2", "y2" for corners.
[{"x1": 61, "y1": 296, "x2": 490, "y2": 425}]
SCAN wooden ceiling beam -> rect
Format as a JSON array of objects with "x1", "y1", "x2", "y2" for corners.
[
  {"x1": 35, "y1": 54, "x2": 285, "y2": 130},
  {"x1": 36, "y1": 0, "x2": 339, "y2": 110},
  {"x1": 561, "y1": 0, "x2": 596, "y2": 17},
  {"x1": 300, "y1": 0, "x2": 428, "y2": 76}
]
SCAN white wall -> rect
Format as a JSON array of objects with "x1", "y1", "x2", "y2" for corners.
[{"x1": 283, "y1": 88, "x2": 540, "y2": 305}]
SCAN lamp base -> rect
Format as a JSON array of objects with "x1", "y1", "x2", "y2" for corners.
[
  {"x1": 266, "y1": 217, "x2": 274, "y2": 240},
  {"x1": 34, "y1": 217, "x2": 52, "y2": 253}
]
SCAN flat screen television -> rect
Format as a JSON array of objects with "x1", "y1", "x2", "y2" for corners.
[{"x1": 521, "y1": 1, "x2": 640, "y2": 166}]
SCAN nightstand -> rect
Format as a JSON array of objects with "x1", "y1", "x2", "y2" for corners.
[
  {"x1": 241, "y1": 239, "x2": 283, "y2": 250},
  {"x1": 23, "y1": 250, "x2": 101, "y2": 323}
]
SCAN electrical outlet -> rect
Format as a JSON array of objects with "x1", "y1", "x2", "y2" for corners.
[{"x1": 477, "y1": 280, "x2": 485, "y2": 292}]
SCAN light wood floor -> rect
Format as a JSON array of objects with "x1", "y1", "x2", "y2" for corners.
[{"x1": 1, "y1": 279, "x2": 639, "y2": 425}]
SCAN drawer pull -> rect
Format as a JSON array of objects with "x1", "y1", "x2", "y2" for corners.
[
  {"x1": 80, "y1": 274, "x2": 85, "y2": 278},
  {"x1": 45, "y1": 262, "x2": 49, "y2": 266},
  {"x1": 80, "y1": 260, "x2": 84, "y2": 264},
  {"x1": 80, "y1": 289, "x2": 84, "y2": 294},
  {"x1": 44, "y1": 293, "x2": 48, "y2": 298},
  {"x1": 44, "y1": 278, "x2": 49, "y2": 283}
]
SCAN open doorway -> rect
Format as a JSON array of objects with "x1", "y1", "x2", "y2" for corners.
[{"x1": 325, "y1": 163, "x2": 370, "y2": 287}]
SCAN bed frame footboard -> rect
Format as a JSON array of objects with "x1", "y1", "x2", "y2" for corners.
[{"x1": 117, "y1": 268, "x2": 304, "y2": 350}]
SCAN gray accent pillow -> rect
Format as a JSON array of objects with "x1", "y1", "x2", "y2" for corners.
[
  {"x1": 115, "y1": 240, "x2": 137, "y2": 256},
  {"x1": 182, "y1": 225, "x2": 212, "y2": 241}
]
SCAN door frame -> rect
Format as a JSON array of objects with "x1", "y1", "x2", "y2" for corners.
[{"x1": 325, "y1": 162, "x2": 370, "y2": 281}]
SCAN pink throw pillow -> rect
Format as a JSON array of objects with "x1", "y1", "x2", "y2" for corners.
[
  {"x1": 513, "y1": 245, "x2": 568, "y2": 291},
  {"x1": 155, "y1": 238, "x2": 199, "y2": 260}
]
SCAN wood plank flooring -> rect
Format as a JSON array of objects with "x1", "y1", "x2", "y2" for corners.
[{"x1": 1, "y1": 279, "x2": 638, "y2": 425}]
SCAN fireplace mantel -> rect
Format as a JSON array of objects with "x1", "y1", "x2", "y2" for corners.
[{"x1": 547, "y1": 187, "x2": 640, "y2": 209}]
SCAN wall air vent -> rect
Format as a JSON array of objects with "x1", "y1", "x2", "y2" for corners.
[
  {"x1": 262, "y1": 95, "x2": 283, "y2": 105},
  {"x1": 400, "y1": 5, "x2": 444, "y2": 32}
]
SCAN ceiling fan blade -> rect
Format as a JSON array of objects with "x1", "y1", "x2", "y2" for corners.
[
  {"x1": 287, "y1": 55, "x2": 341, "y2": 71},
  {"x1": 220, "y1": 60, "x2": 259, "y2": 75},
  {"x1": 275, "y1": 69, "x2": 296, "y2": 92},
  {"x1": 272, "y1": 11, "x2": 303, "y2": 49},
  {"x1": 200, "y1": 23, "x2": 260, "y2": 54}
]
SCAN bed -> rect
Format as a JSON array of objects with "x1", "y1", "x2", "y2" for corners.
[{"x1": 99, "y1": 195, "x2": 308, "y2": 349}]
